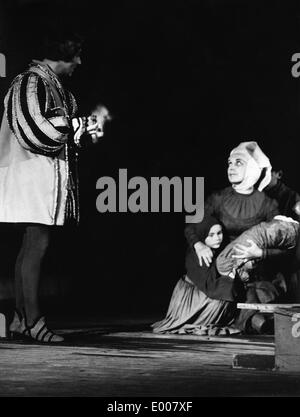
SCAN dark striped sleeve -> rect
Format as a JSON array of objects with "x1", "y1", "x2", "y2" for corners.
[
  {"x1": 5, "y1": 72, "x2": 70, "y2": 155},
  {"x1": 66, "y1": 90, "x2": 78, "y2": 118}
]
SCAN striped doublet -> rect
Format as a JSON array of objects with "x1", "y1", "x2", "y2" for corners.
[{"x1": 5, "y1": 62, "x2": 77, "y2": 156}]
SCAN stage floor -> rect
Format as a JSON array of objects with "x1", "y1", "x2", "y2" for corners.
[{"x1": 0, "y1": 314, "x2": 300, "y2": 397}]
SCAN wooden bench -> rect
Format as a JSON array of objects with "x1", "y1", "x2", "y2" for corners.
[{"x1": 237, "y1": 303, "x2": 300, "y2": 313}]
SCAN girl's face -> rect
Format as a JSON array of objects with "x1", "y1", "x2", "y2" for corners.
[
  {"x1": 205, "y1": 224, "x2": 223, "y2": 249},
  {"x1": 227, "y1": 156, "x2": 247, "y2": 184}
]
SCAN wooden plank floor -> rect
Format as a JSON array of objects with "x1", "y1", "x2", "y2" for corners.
[{"x1": 0, "y1": 315, "x2": 300, "y2": 397}]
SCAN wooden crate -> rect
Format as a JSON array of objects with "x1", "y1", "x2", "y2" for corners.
[
  {"x1": 275, "y1": 307, "x2": 300, "y2": 372},
  {"x1": 0, "y1": 313, "x2": 6, "y2": 338}
]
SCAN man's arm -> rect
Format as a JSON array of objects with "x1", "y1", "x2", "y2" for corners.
[{"x1": 6, "y1": 72, "x2": 70, "y2": 155}]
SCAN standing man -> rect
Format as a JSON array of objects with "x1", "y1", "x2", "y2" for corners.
[{"x1": 0, "y1": 32, "x2": 103, "y2": 343}]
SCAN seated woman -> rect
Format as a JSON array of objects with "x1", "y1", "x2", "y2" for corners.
[
  {"x1": 216, "y1": 215, "x2": 299, "y2": 281},
  {"x1": 185, "y1": 141, "x2": 290, "y2": 334},
  {"x1": 152, "y1": 215, "x2": 244, "y2": 336}
]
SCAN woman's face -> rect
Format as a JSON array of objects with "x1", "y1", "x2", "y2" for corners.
[
  {"x1": 205, "y1": 224, "x2": 223, "y2": 249},
  {"x1": 227, "y1": 156, "x2": 247, "y2": 184}
]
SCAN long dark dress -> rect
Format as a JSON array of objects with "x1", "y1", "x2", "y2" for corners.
[
  {"x1": 152, "y1": 215, "x2": 243, "y2": 336},
  {"x1": 152, "y1": 275, "x2": 239, "y2": 335}
]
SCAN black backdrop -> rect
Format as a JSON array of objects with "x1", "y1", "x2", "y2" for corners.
[{"x1": 1, "y1": 0, "x2": 300, "y2": 317}]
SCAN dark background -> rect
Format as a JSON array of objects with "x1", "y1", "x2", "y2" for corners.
[{"x1": 0, "y1": 0, "x2": 300, "y2": 318}]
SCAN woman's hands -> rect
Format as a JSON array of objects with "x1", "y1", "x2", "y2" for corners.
[
  {"x1": 194, "y1": 242, "x2": 213, "y2": 267},
  {"x1": 232, "y1": 239, "x2": 263, "y2": 262}
]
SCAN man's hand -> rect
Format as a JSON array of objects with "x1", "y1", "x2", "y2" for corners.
[
  {"x1": 88, "y1": 105, "x2": 112, "y2": 143},
  {"x1": 86, "y1": 116, "x2": 99, "y2": 142},
  {"x1": 194, "y1": 242, "x2": 213, "y2": 267},
  {"x1": 232, "y1": 239, "x2": 263, "y2": 260}
]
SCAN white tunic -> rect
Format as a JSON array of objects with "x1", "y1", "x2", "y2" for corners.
[{"x1": 0, "y1": 116, "x2": 68, "y2": 225}]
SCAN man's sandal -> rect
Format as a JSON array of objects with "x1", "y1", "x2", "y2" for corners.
[{"x1": 23, "y1": 316, "x2": 64, "y2": 343}]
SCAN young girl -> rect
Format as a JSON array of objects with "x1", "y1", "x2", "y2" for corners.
[{"x1": 152, "y1": 215, "x2": 243, "y2": 336}]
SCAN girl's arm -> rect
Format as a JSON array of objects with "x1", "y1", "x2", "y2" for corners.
[{"x1": 184, "y1": 194, "x2": 218, "y2": 266}]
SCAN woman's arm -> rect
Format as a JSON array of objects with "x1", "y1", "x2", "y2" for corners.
[{"x1": 261, "y1": 248, "x2": 289, "y2": 259}]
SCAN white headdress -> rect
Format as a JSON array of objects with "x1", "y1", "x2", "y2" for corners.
[{"x1": 229, "y1": 141, "x2": 272, "y2": 193}]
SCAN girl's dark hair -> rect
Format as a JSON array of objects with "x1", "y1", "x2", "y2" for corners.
[{"x1": 43, "y1": 31, "x2": 83, "y2": 62}]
